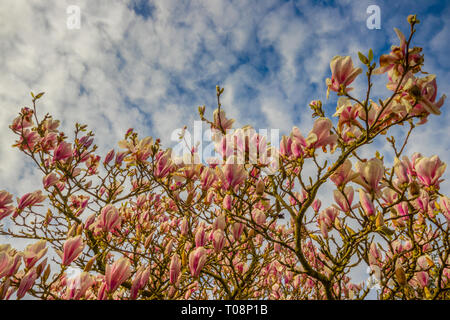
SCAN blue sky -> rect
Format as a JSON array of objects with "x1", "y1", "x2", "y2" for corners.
[
  {"x1": 2, "y1": 0, "x2": 448, "y2": 195},
  {"x1": 0, "y1": 0, "x2": 449, "y2": 297}
]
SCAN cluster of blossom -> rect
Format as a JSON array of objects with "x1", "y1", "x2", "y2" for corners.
[{"x1": 0, "y1": 16, "x2": 448, "y2": 300}]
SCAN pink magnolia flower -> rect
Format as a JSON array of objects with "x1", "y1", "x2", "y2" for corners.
[
  {"x1": 0, "y1": 251, "x2": 8, "y2": 275},
  {"x1": 273, "y1": 243, "x2": 281, "y2": 254},
  {"x1": 180, "y1": 217, "x2": 189, "y2": 236},
  {"x1": 42, "y1": 118, "x2": 60, "y2": 132},
  {"x1": 62, "y1": 236, "x2": 84, "y2": 266},
  {"x1": 212, "y1": 229, "x2": 225, "y2": 253},
  {"x1": 306, "y1": 118, "x2": 338, "y2": 152},
  {"x1": 97, "y1": 282, "x2": 107, "y2": 300},
  {"x1": 105, "y1": 257, "x2": 131, "y2": 293},
  {"x1": 312, "y1": 199, "x2": 322, "y2": 212},
  {"x1": 104, "y1": 149, "x2": 115, "y2": 165},
  {"x1": 194, "y1": 224, "x2": 206, "y2": 248},
  {"x1": 212, "y1": 215, "x2": 226, "y2": 231},
  {"x1": 17, "y1": 190, "x2": 46, "y2": 211},
  {"x1": 369, "y1": 242, "x2": 381, "y2": 265},
  {"x1": 318, "y1": 220, "x2": 329, "y2": 238},
  {"x1": 416, "y1": 271, "x2": 429, "y2": 288},
  {"x1": 222, "y1": 194, "x2": 232, "y2": 211},
  {"x1": 354, "y1": 158, "x2": 384, "y2": 193},
  {"x1": 318, "y1": 207, "x2": 338, "y2": 238},
  {"x1": 326, "y1": 56, "x2": 362, "y2": 98},
  {"x1": 0, "y1": 250, "x2": 19, "y2": 278},
  {"x1": 169, "y1": 254, "x2": 181, "y2": 285},
  {"x1": 401, "y1": 153, "x2": 422, "y2": 177},
  {"x1": 232, "y1": 222, "x2": 245, "y2": 241},
  {"x1": 115, "y1": 151, "x2": 128, "y2": 166},
  {"x1": 17, "y1": 268, "x2": 38, "y2": 299},
  {"x1": 0, "y1": 249, "x2": 21, "y2": 278},
  {"x1": 16, "y1": 129, "x2": 40, "y2": 151},
  {"x1": 218, "y1": 156, "x2": 247, "y2": 191},
  {"x1": 417, "y1": 255, "x2": 433, "y2": 270},
  {"x1": 23, "y1": 240, "x2": 47, "y2": 269},
  {"x1": 189, "y1": 247, "x2": 207, "y2": 278},
  {"x1": 10, "y1": 110, "x2": 33, "y2": 132},
  {"x1": 248, "y1": 131, "x2": 271, "y2": 165},
  {"x1": 252, "y1": 208, "x2": 266, "y2": 225},
  {"x1": 40, "y1": 132, "x2": 58, "y2": 152},
  {"x1": 130, "y1": 267, "x2": 150, "y2": 299},
  {"x1": 0, "y1": 277, "x2": 12, "y2": 300},
  {"x1": 279, "y1": 135, "x2": 293, "y2": 157},
  {"x1": 200, "y1": 168, "x2": 217, "y2": 190},
  {"x1": 395, "y1": 202, "x2": 409, "y2": 221},
  {"x1": 215, "y1": 133, "x2": 239, "y2": 159},
  {"x1": 65, "y1": 272, "x2": 95, "y2": 300},
  {"x1": 374, "y1": 28, "x2": 407, "y2": 76},
  {"x1": 374, "y1": 28, "x2": 423, "y2": 81},
  {"x1": 414, "y1": 155, "x2": 446, "y2": 188},
  {"x1": 118, "y1": 136, "x2": 153, "y2": 163},
  {"x1": 412, "y1": 75, "x2": 446, "y2": 116},
  {"x1": 330, "y1": 159, "x2": 358, "y2": 187},
  {"x1": 98, "y1": 204, "x2": 121, "y2": 233},
  {"x1": 78, "y1": 135, "x2": 94, "y2": 148},
  {"x1": 42, "y1": 172, "x2": 59, "y2": 189},
  {"x1": 319, "y1": 207, "x2": 338, "y2": 228},
  {"x1": 290, "y1": 127, "x2": 308, "y2": 158},
  {"x1": 359, "y1": 189, "x2": 375, "y2": 216},
  {"x1": 0, "y1": 190, "x2": 14, "y2": 221},
  {"x1": 413, "y1": 190, "x2": 430, "y2": 214},
  {"x1": 53, "y1": 141, "x2": 73, "y2": 162},
  {"x1": 333, "y1": 186, "x2": 354, "y2": 212},
  {"x1": 333, "y1": 97, "x2": 361, "y2": 131},
  {"x1": 393, "y1": 157, "x2": 410, "y2": 185},
  {"x1": 154, "y1": 150, "x2": 173, "y2": 178},
  {"x1": 381, "y1": 188, "x2": 399, "y2": 206},
  {"x1": 440, "y1": 196, "x2": 450, "y2": 221},
  {"x1": 213, "y1": 109, "x2": 234, "y2": 131},
  {"x1": 356, "y1": 101, "x2": 382, "y2": 127},
  {"x1": 84, "y1": 213, "x2": 96, "y2": 230},
  {"x1": 69, "y1": 195, "x2": 89, "y2": 217}
]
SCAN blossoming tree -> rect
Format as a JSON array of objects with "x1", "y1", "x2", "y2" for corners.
[{"x1": 0, "y1": 16, "x2": 448, "y2": 300}]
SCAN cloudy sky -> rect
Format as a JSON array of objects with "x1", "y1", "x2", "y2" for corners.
[
  {"x1": 0, "y1": 0, "x2": 449, "y2": 297},
  {"x1": 1, "y1": 0, "x2": 449, "y2": 198}
]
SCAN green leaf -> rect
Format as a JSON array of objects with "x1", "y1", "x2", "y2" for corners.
[
  {"x1": 35, "y1": 92, "x2": 45, "y2": 99},
  {"x1": 368, "y1": 49, "x2": 374, "y2": 62},
  {"x1": 377, "y1": 225, "x2": 395, "y2": 238},
  {"x1": 346, "y1": 225, "x2": 355, "y2": 235},
  {"x1": 358, "y1": 52, "x2": 368, "y2": 65}
]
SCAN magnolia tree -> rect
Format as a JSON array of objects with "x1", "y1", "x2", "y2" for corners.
[{"x1": 0, "y1": 16, "x2": 449, "y2": 300}]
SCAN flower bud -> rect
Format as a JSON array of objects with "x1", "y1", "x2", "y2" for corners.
[
  {"x1": 255, "y1": 179, "x2": 265, "y2": 196},
  {"x1": 359, "y1": 189, "x2": 375, "y2": 216},
  {"x1": 212, "y1": 230, "x2": 225, "y2": 253},
  {"x1": 223, "y1": 194, "x2": 232, "y2": 211},
  {"x1": 312, "y1": 199, "x2": 322, "y2": 212},
  {"x1": 189, "y1": 247, "x2": 207, "y2": 278},
  {"x1": 375, "y1": 211, "x2": 384, "y2": 228},
  {"x1": 169, "y1": 254, "x2": 181, "y2": 284},
  {"x1": 395, "y1": 266, "x2": 407, "y2": 287}
]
